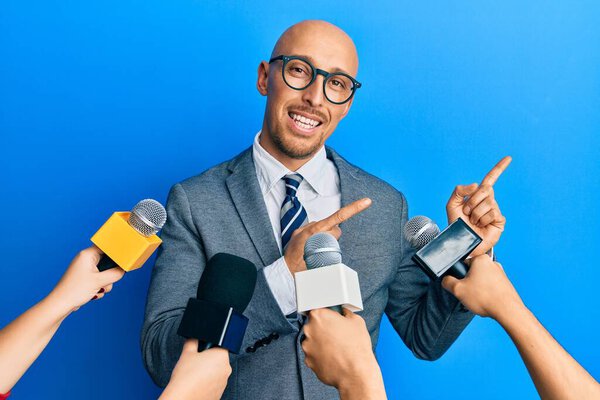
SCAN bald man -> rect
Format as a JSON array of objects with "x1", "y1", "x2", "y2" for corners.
[{"x1": 142, "y1": 20, "x2": 506, "y2": 399}]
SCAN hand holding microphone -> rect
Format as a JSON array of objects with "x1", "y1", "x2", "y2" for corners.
[
  {"x1": 0, "y1": 198, "x2": 166, "y2": 395},
  {"x1": 177, "y1": 253, "x2": 257, "y2": 353},
  {"x1": 48, "y1": 246, "x2": 125, "y2": 313},
  {"x1": 302, "y1": 308, "x2": 387, "y2": 400},
  {"x1": 159, "y1": 339, "x2": 232, "y2": 400},
  {"x1": 441, "y1": 255, "x2": 600, "y2": 400},
  {"x1": 446, "y1": 156, "x2": 511, "y2": 256},
  {"x1": 0, "y1": 247, "x2": 125, "y2": 394},
  {"x1": 441, "y1": 255, "x2": 522, "y2": 319}
]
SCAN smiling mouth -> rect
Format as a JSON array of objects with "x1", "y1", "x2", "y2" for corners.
[{"x1": 288, "y1": 112, "x2": 323, "y2": 131}]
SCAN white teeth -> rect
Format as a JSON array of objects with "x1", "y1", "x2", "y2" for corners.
[{"x1": 290, "y1": 112, "x2": 319, "y2": 128}]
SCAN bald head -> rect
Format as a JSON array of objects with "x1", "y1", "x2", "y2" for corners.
[{"x1": 271, "y1": 20, "x2": 359, "y2": 76}]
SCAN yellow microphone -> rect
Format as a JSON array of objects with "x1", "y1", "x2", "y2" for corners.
[{"x1": 91, "y1": 199, "x2": 167, "y2": 272}]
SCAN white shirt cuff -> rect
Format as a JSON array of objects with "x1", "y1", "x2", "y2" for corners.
[{"x1": 263, "y1": 256, "x2": 297, "y2": 316}]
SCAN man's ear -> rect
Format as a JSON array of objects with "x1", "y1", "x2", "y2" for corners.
[{"x1": 257, "y1": 61, "x2": 269, "y2": 96}]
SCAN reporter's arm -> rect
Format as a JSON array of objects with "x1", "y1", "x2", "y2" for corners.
[
  {"x1": 0, "y1": 246, "x2": 124, "y2": 393},
  {"x1": 443, "y1": 256, "x2": 600, "y2": 400},
  {"x1": 496, "y1": 299, "x2": 600, "y2": 400},
  {"x1": 159, "y1": 339, "x2": 231, "y2": 400}
]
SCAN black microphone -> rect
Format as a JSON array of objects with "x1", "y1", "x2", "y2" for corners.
[
  {"x1": 177, "y1": 253, "x2": 257, "y2": 353},
  {"x1": 404, "y1": 217, "x2": 482, "y2": 279}
]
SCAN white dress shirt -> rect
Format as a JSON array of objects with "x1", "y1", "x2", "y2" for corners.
[{"x1": 252, "y1": 132, "x2": 341, "y2": 315}]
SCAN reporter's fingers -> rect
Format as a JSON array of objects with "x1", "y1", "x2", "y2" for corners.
[
  {"x1": 97, "y1": 267, "x2": 125, "y2": 286},
  {"x1": 442, "y1": 275, "x2": 461, "y2": 296},
  {"x1": 464, "y1": 185, "x2": 494, "y2": 216},
  {"x1": 79, "y1": 246, "x2": 104, "y2": 265},
  {"x1": 316, "y1": 198, "x2": 372, "y2": 231},
  {"x1": 303, "y1": 353, "x2": 314, "y2": 370},
  {"x1": 99, "y1": 283, "x2": 113, "y2": 294},
  {"x1": 182, "y1": 338, "x2": 199, "y2": 352},
  {"x1": 92, "y1": 292, "x2": 104, "y2": 301}
]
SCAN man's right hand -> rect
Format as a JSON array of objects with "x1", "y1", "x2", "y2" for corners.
[{"x1": 283, "y1": 198, "x2": 372, "y2": 274}]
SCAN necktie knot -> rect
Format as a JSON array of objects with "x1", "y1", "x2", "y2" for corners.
[{"x1": 283, "y1": 173, "x2": 303, "y2": 198}]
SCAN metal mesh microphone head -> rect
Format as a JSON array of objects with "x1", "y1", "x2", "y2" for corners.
[
  {"x1": 304, "y1": 232, "x2": 342, "y2": 269},
  {"x1": 403, "y1": 215, "x2": 440, "y2": 250},
  {"x1": 128, "y1": 199, "x2": 167, "y2": 237}
]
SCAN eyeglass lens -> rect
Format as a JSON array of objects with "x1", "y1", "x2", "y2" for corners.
[{"x1": 283, "y1": 58, "x2": 355, "y2": 104}]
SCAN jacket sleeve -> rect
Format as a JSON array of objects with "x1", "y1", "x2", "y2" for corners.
[
  {"x1": 140, "y1": 183, "x2": 205, "y2": 387},
  {"x1": 384, "y1": 193, "x2": 474, "y2": 361}
]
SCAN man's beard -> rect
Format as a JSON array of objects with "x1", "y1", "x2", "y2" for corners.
[{"x1": 271, "y1": 128, "x2": 325, "y2": 160}]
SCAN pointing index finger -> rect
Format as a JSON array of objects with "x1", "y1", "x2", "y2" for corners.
[
  {"x1": 317, "y1": 198, "x2": 372, "y2": 230},
  {"x1": 481, "y1": 156, "x2": 512, "y2": 186}
]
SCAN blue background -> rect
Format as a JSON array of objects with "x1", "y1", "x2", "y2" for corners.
[{"x1": 1, "y1": 1, "x2": 599, "y2": 399}]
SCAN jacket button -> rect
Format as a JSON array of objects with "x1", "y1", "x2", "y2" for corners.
[{"x1": 246, "y1": 346, "x2": 256, "y2": 353}]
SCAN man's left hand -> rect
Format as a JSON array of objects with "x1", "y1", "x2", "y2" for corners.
[{"x1": 446, "y1": 156, "x2": 511, "y2": 256}]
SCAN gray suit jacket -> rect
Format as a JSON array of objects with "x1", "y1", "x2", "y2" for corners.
[{"x1": 141, "y1": 147, "x2": 473, "y2": 399}]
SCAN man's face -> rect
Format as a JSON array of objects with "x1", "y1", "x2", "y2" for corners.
[{"x1": 257, "y1": 22, "x2": 359, "y2": 161}]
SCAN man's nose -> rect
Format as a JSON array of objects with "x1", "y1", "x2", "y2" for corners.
[{"x1": 301, "y1": 75, "x2": 325, "y2": 107}]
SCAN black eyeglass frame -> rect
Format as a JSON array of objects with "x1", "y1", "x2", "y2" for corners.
[{"x1": 268, "y1": 55, "x2": 362, "y2": 105}]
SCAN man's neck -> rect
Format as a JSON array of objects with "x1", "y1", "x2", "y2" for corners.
[{"x1": 258, "y1": 133, "x2": 314, "y2": 172}]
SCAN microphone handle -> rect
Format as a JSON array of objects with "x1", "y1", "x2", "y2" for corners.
[
  {"x1": 445, "y1": 260, "x2": 469, "y2": 279},
  {"x1": 198, "y1": 341, "x2": 214, "y2": 352},
  {"x1": 97, "y1": 254, "x2": 119, "y2": 271},
  {"x1": 329, "y1": 305, "x2": 343, "y2": 314}
]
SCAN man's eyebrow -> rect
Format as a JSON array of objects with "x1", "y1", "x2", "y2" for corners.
[{"x1": 291, "y1": 54, "x2": 352, "y2": 75}]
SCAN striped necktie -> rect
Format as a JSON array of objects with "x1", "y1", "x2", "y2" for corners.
[{"x1": 280, "y1": 173, "x2": 308, "y2": 250}]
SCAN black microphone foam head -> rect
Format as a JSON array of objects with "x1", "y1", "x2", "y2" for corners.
[{"x1": 196, "y1": 253, "x2": 257, "y2": 314}]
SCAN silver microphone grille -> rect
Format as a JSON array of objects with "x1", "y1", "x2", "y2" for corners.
[
  {"x1": 128, "y1": 199, "x2": 167, "y2": 237},
  {"x1": 304, "y1": 232, "x2": 342, "y2": 269},
  {"x1": 403, "y1": 215, "x2": 440, "y2": 250}
]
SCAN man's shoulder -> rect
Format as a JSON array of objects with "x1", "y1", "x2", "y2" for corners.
[
  {"x1": 327, "y1": 147, "x2": 407, "y2": 207},
  {"x1": 175, "y1": 147, "x2": 251, "y2": 194}
]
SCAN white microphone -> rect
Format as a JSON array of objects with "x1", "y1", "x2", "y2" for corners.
[{"x1": 294, "y1": 232, "x2": 363, "y2": 314}]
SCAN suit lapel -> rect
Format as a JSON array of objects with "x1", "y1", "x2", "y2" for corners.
[
  {"x1": 327, "y1": 148, "x2": 369, "y2": 261},
  {"x1": 226, "y1": 148, "x2": 281, "y2": 268}
]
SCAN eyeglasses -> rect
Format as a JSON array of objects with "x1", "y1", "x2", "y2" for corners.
[{"x1": 268, "y1": 55, "x2": 362, "y2": 105}]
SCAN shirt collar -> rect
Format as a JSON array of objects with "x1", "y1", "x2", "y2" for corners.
[{"x1": 252, "y1": 131, "x2": 328, "y2": 196}]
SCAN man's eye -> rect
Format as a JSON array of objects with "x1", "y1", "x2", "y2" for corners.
[{"x1": 329, "y1": 79, "x2": 347, "y2": 90}]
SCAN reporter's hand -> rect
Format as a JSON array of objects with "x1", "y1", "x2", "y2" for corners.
[
  {"x1": 442, "y1": 255, "x2": 523, "y2": 320},
  {"x1": 284, "y1": 198, "x2": 372, "y2": 274},
  {"x1": 160, "y1": 339, "x2": 231, "y2": 400},
  {"x1": 446, "y1": 156, "x2": 511, "y2": 256},
  {"x1": 302, "y1": 308, "x2": 384, "y2": 400},
  {"x1": 47, "y1": 246, "x2": 125, "y2": 313}
]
